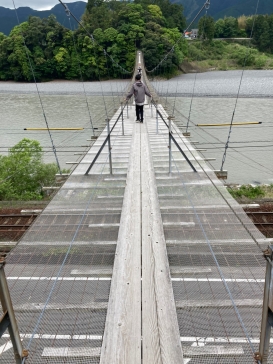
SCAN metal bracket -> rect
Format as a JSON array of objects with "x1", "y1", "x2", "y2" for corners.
[
  {"x1": 263, "y1": 246, "x2": 273, "y2": 260},
  {"x1": 254, "y1": 352, "x2": 262, "y2": 362},
  {"x1": 205, "y1": 0, "x2": 210, "y2": 10},
  {"x1": 64, "y1": 3, "x2": 71, "y2": 17}
]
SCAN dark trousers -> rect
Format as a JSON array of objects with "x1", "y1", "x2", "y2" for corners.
[{"x1": 136, "y1": 104, "x2": 144, "y2": 121}]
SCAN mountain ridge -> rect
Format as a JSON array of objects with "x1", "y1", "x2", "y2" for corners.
[
  {"x1": 0, "y1": 2, "x2": 87, "y2": 35},
  {"x1": 178, "y1": 0, "x2": 273, "y2": 20},
  {"x1": 1, "y1": 0, "x2": 273, "y2": 36}
]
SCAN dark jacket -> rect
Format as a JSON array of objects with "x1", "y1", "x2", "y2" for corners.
[{"x1": 126, "y1": 81, "x2": 152, "y2": 105}]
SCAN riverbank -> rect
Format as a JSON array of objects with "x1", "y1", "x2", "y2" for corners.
[{"x1": 182, "y1": 40, "x2": 273, "y2": 73}]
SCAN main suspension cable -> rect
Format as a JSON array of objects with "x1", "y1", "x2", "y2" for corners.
[{"x1": 11, "y1": 0, "x2": 62, "y2": 174}]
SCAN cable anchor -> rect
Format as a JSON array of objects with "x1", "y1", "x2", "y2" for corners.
[
  {"x1": 205, "y1": 0, "x2": 210, "y2": 10},
  {"x1": 64, "y1": 4, "x2": 71, "y2": 17}
]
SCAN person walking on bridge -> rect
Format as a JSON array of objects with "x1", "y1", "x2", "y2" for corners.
[{"x1": 126, "y1": 74, "x2": 152, "y2": 123}]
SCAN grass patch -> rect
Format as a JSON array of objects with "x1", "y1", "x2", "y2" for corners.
[
  {"x1": 227, "y1": 184, "x2": 273, "y2": 201},
  {"x1": 227, "y1": 185, "x2": 265, "y2": 199}
]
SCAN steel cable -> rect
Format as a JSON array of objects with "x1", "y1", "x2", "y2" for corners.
[
  {"x1": 11, "y1": 0, "x2": 62, "y2": 174},
  {"x1": 220, "y1": 0, "x2": 261, "y2": 171}
]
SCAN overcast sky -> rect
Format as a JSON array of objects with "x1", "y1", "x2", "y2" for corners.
[{"x1": 0, "y1": 0, "x2": 87, "y2": 10}]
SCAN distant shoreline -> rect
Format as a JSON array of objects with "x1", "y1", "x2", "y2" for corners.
[{"x1": 1, "y1": 70, "x2": 273, "y2": 98}]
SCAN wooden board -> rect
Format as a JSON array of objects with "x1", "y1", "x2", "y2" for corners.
[
  {"x1": 100, "y1": 122, "x2": 142, "y2": 364},
  {"x1": 141, "y1": 122, "x2": 184, "y2": 364}
]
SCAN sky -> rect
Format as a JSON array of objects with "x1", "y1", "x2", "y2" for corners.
[{"x1": 0, "y1": 0, "x2": 87, "y2": 10}]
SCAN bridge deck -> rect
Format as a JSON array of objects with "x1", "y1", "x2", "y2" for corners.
[{"x1": 0, "y1": 65, "x2": 272, "y2": 363}]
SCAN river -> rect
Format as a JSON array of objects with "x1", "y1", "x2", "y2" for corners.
[{"x1": 0, "y1": 70, "x2": 272, "y2": 185}]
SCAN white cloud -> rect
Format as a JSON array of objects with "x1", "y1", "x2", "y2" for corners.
[{"x1": 0, "y1": 0, "x2": 87, "y2": 11}]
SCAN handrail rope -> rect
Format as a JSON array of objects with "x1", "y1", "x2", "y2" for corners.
[
  {"x1": 21, "y1": 108, "x2": 125, "y2": 364},
  {"x1": 67, "y1": 14, "x2": 95, "y2": 135},
  {"x1": 220, "y1": 0, "x2": 260, "y2": 171},
  {"x1": 154, "y1": 115, "x2": 262, "y2": 363},
  {"x1": 58, "y1": 0, "x2": 132, "y2": 75},
  {"x1": 146, "y1": 0, "x2": 210, "y2": 73},
  {"x1": 12, "y1": 0, "x2": 62, "y2": 174}
]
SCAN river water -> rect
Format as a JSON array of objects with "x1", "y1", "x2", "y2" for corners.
[{"x1": 0, "y1": 70, "x2": 272, "y2": 185}]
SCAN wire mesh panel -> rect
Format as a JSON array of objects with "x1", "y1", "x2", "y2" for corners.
[
  {"x1": 1, "y1": 57, "x2": 272, "y2": 363},
  {"x1": 146, "y1": 107, "x2": 272, "y2": 363},
  {"x1": 0, "y1": 107, "x2": 132, "y2": 363}
]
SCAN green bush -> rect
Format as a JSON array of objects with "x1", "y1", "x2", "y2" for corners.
[
  {"x1": 227, "y1": 185, "x2": 265, "y2": 199},
  {"x1": 0, "y1": 138, "x2": 58, "y2": 200},
  {"x1": 231, "y1": 47, "x2": 254, "y2": 66},
  {"x1": 255, "y1": 55, "x2": 267, "y2": 68},
  {"x1": 187, "y1": 44, "x2": 207, "y2": 61}
]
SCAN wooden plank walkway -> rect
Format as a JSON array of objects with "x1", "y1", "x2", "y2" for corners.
[{"x1": 100, "y1": 117, "x2": 183, "y2": 363}]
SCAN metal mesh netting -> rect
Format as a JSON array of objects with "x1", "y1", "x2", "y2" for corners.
[
  {"x1": 1, "y1": 65, "x2": 271, "y2": 363},
  {"x1": 1, "y1": 111, "x2": 133, "y2": 363},
  {"x1": 146, "y1": 105, "x2": 271, "y2": 363}
]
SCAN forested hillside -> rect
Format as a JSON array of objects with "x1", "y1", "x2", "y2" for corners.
[
  {"x1": 1, "y1": 0, "x2": 273, "y2": 82},
  {"x1": 0, "y1": 2, "x2": 87, "y2": 35},
  {"x1": 0, "y1": 0, "x2": 186, "y2": 81},
  {"x1": 177, "y1": 0, "x2": 273, "y2": 21}
]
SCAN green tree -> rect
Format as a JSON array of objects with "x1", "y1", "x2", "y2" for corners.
[
  {"x1": 252, "y1": 15, "x2": 271, "y2": 52},
  {"x1": 223, "y1": 17, "x2": 239, "y2": 38},
  {"x1": 136, "y1": 0, "x2": 185, "y2": 32},
  {"x1": 0, "y1": 139, "x2": 58, "y2": 200},
  {"x1": 268, "y1": 14, "x2": 273, "y2": 53},
  {"x1": 0, "y1": 0, "x2": 188, "y2": 80},
  {"x1": 214, "y1": 18, "x2": 225, "y2": 38},
  {"x1": 198, "y1": 16, "x2": 215, "y2": 41}
]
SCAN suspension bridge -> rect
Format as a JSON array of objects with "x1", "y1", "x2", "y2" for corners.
[
  {"x1": 0, "y1": 49, "x2": 272, "y2": 364},
  {"x1": 0, "y1": 0, "x2": 273, "y2": 361}
]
